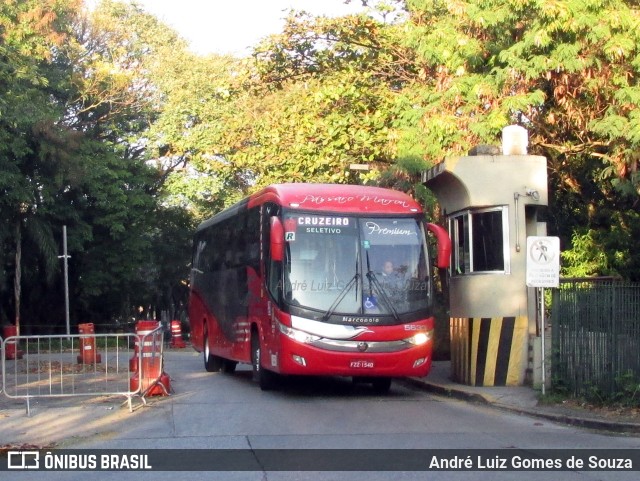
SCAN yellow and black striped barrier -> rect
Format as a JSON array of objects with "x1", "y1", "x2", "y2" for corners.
[{"x1": 450, "y1": 316, "x2": 528, "y2": 386}]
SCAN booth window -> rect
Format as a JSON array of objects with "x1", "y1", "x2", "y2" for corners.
[{"x1": 449, "y1": 207, "x2": 510, "y2": 275}]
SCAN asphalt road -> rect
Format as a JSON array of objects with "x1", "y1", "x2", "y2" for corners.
[{"x1": 2, "y1": 349, "x2": 639, "y2": 481}]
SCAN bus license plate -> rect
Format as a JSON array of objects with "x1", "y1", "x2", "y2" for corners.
[{"x1": 350, "y1": 360, "x2": 374, "y2": 369}]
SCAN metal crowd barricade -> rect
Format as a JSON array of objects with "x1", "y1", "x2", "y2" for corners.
[{"x1": 0, "y1": 326, "x2": 166, "y2": 416}]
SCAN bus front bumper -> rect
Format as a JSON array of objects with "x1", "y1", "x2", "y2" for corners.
[{"x1": 272, "y1": 334, "x2": 433, "y2": 378}]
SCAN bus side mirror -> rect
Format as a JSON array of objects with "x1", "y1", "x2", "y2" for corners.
[
  {"x1": 426, "y1": 223, "x2": 451, "y2": 269},
  {"x1": 270, "y1": 217, "x2": 284, "y2": 262}
]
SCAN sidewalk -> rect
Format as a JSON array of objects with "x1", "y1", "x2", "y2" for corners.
[{"x1": 409, "y1": 361, "x2": 640, "y2": 435}]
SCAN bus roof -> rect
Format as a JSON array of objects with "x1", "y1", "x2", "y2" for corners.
[
  {"x1": 197, "y1": 183, "x2": 423, "y2": 232},
  {"x1": 249, "y1": 183, "x2": 423, "y2": 214}
]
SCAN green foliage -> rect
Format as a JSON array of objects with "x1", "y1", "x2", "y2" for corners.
[
  {"x1": 231, "y1": 72, "x2": 396, "y2": 186},
  {"x1": 145, "y1": 9, "x2": 404, "y2": 204},
  {"x1": 144, "y1": 0, "x2": 640, "y2": 283},
  {"x1": 1, "y1": 0, "x2": 193, "y2": 330},
  {"x1": 561, "y1": 230, "x2": 610, "y2": 278},
  {"x1": 0, "y1": 0, "x2": 84, "y2": 329},
  {"x1": 398, "y1": 0, "x2": 640, "y2": 280},
  {"x1": 612, "y1": 371, "x2": 640, "y2": 407},
  {"x1": 4, "y1": 0, "x2": 640, "y2": 332}
]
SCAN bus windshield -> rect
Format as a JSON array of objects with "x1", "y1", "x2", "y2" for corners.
[{"x1": 283, "y1": 213, "x2": 431, "y2": 317}]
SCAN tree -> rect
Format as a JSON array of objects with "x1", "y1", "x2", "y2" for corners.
[
  {"x1": 397, "y1": 0, "x2": 640, "y2": 278},
  {"x1": 249, "y1": 10, "x2": 409, "y2": 187},
  {"x1": 4, "y1": 0, "x2": 637, "y2": 336},
  {"x1": 145, "y1": 52, "x2": 252, "y2": 216},
  {"x1": 1, "y1": 0, "x2": 196, "y2": 331},
  {"x1": 147, "y1": 10, "x2": 403, "y2": 200},
  {"x1": 226, "y1": 0, "x2": 640, "y2": 279},
  {"x1": 58, "y1": 1, "x2": 193, "y2": 324},
  {"x1": 0, "y1": 0, "x2": 85, "y2": 333}
]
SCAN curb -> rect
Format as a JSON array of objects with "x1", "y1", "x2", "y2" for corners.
[
  {"x1": 404, "y1": 378, "x2": 640, "y2": 436},
  {"x1": 495, "y1": 404, "x2": 640, "y2": 435},
  {"x1": 404, "y1": 378, "x2": 489, "y2": 405}
]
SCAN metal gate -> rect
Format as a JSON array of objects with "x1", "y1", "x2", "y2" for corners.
[
  {"x1": 551, "y1": 279, "x2": 640, "y2": 399},
  {"x1": 1, "y1": 326, "x2": 166, "y2": 416}
]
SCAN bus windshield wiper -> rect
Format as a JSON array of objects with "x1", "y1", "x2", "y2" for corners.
[
  {"x1": 321, "y1": 273, "x2": 359, "y2": 322},
  {"x1": 366, "y1": 270, "x2": 401, "y2": 322}
]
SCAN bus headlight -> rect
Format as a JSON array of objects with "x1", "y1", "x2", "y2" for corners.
[
  {"x1": 278, "y1": 322, "x2": 321, "y2": 344},
  {"x1": 405, "y1": 331, "x2": 432, "y2": 346}
]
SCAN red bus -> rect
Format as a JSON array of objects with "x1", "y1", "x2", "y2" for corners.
[{"x1": 189, "y1": 183, "x2": 450, "y2": 392}]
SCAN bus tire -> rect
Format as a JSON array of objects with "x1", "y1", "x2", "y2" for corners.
[
  {"x1": 203, "y1": 332, "x2": 223, "y2": 372},
  {"x1": 251, "y1": 333, "x2": 277, "y2": 390},
  {"x1": 371, "y1": 377, "x2": 392, "y2": 394}
]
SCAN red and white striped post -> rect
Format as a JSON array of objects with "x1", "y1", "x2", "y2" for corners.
[
  {"x1": 77, "y1": 323, "x2": 102, "y2": 364},
  {"x1": 169, "y1": 320, "x2": 186, "y2": 348}
]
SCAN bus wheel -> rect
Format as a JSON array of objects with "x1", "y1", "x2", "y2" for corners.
[
  {"x1": 203, "y1": 333, "x2": 223, "y2": 372},
  {"x1": 371, "y1": 377, "x2": 392, "y2": 394},
  {"x1": 251, "y1": 333, "x2": 277, "y2": 390}
]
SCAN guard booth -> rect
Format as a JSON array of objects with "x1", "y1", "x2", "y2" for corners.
[{"x1": 422, "y1": 126, "x2": 548, "y2": 386}]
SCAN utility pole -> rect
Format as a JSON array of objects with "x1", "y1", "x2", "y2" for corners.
[{"x1": 58, "y1": 225, "x2": 71, "y2": 337}]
